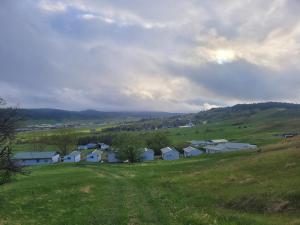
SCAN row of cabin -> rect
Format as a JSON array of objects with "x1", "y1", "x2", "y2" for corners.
[
  {"x1": 13, "y1": 141, "x2": 257, "y2": 166},
  {"x1": 77, "y1": 143, "x2": 110, "y2": 151}
]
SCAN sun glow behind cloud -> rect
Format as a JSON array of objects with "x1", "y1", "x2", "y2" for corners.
[{"x1": 214, "y1": 49, "x2": 236, "y2": 64}]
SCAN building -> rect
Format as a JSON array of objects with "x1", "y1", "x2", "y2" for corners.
[
  {"x1": 140, "y1": 148, "x2": 155, "y2": 161},
  {"x1": 62, "y1": 151, "x2": 81, "y2": 162},
  {"x1": 86, "y1": 150, "x2": 102, "y2": 162},
  {"x1": 204, "y1": 142, "x2": 257, "y2": 154},
  {"x1": 13, "y1": 152, "x2": 60, "y2": 166},
  {"x1": 183, "y1": 146, "x2": 203, "y2": 158},
  {"x1": 77, "y1": 145, "x2": 88, "y2": 150},
  {"x1": 107, "y1": 150, "x2": 119, "y2": 163},
  {"x1": 210, "y1": 139, "x2": 228, "y2": 144},
  {"x1": 98, "y1": 143, "x2": 110, "y2": 150},
  {"x1": 86, "y1": 143, "x2": 97, "y2": 149},
  {"x1": 160, "y1": 147, "x2": 180, "y2": 160},
  {"x1": 189, "y1": 140, "x2": 212, "y2": 147},
  {"x1": 179, "y1": 122, "x2": 195, "y2": 128}
]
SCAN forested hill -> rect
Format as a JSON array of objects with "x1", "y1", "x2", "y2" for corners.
[
  {"x1": 194, "y1": 102, "x2": 300, "y2": 122},
  {"x1": 105, "y1": 102, "x2": 300, "y2": 131},
  {"x1": 15, "y1": 108, "x2": 179, "y2": 122}
]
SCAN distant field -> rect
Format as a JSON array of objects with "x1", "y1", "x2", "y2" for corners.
[{"x1": 1, "y1": 138, "x2": 300, "y2": 225}]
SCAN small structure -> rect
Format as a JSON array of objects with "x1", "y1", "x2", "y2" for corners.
[
  {"x1": 189, "y1": 140, "x2": 212, "y2": 147},
  {"x1": 62, "y1": 151, "x2": 81, "y2": 163},
  {"x1": 183, "y1": 146, "x2": 203, "y2": 158},
  {"x1": 13, "y1": 152, "x2": 60, "y2": 166},
  {"x1": 210, "y1": 139, "x2": 228, "y2": 144},
  {"x1": 77, "y1": 145, "x2": 88, "y2": 151},
  {"x1": 107, "y1": 150, "x2": 119, "y2": 163},
  {"x1": 140, "y1": 148, "x2": 155, "y2": 161},
  {"x1": 86, "y1": 143, "x2": 97, "y2": 149},
  {"x1": 160, "y1": 147, "x2": 180, "y2": 160},
  {"x1": 204, "y1": 142, "x2": 257, "y2": 154},
  {"x1": 98, "y1": 143, "x2": 110, "y2": 150},
  {"x1": 281, "y1": 133, "x2": 298, "y2": 138},
  {"x1": 179, "y1": 121, "x2": 195, "y2": 128},
  {"x1": 86, "y1": 150, "x2": 102, "y2": 162}
]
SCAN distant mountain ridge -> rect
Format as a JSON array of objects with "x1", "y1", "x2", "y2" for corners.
[
  {"x1": 104, "y1": 102, "x2": 300, "y2": 131},
  {"x1": 16, "y1": 108, "x2": 179, "y2": 122},
  {"x1": 194, "y1": 102, "x2": 300, "y2": 122}
]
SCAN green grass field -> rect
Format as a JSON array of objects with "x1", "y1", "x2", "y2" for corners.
[{"x1": 1, "y1": 139, "x2": 300, "y2": 225}]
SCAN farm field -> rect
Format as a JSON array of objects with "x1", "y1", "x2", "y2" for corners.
[{"x1": 1, "y1": 138, "x2": 300, "y2": 225}]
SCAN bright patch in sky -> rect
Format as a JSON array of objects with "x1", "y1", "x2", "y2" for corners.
[{"x1": 214, "y1": 49, "x2": 236, "y2": 64}]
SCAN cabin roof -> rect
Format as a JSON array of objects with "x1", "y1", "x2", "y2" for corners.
[
  {"x1": 183, "y1": 146, "x2": 200, "y2": 152},
  {"x1": 13, "y1": 151, "x2": 58, "y2": 160},
  {"x1": 67, "y1": 151, "x2": 81, "y2": 156},
  {"x1": 89, "y1": 150, "x2": 102, "y2": 155},
  {"x1": 205, "y1": 142, "x2": 257, "y2": 151},
  {"x1": 161, "y1": 147, "x2": 177, "y2": 154}
]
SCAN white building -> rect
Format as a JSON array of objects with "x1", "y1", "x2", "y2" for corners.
[
  {"x1": 63, "y1": 151, "x2": 81, "y2": 163},
  {"x1": 210, "y1": 139, "x2": 228, "y2": 144},
  {"x1": 205, "y1": 142, "x2": 257, "y2": 154},
  {"x1": 77, "y1": 145, "x2": 88, "y2": 150},
  {"x1": 107, "y1": 150, "x2": 119, "y2": 163},
  {"x1": 140, "y1": 148, "x2": 155, "y2": 161},
  {"x1": 160, "y1": 147, "x2": 180, "y2": 160},
  {"x1": 86, "y1": 150, "x2": 102, "y2": 162},
  {"x1": 183, "y1": 146, "x2": 203, "y2": 158},
  {"x1": 13, "y1": 152, "x2": 60, "y2": 166},
  {"x1": 189, "y1": 140, "x2": 212, "y2": 147},
  {"x1": 98, "y1": 143, "x2": 110, "y2": 150}
]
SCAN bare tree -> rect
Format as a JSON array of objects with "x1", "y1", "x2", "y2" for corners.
[{"x1": 0, "y1": 98, "x2": 24, "y2": 185}]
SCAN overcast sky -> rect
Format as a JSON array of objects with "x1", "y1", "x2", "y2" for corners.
[{"x1": 0, "y1": 0, "x2": 300, "y2": 112}]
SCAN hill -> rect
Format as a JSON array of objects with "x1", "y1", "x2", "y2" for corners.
[
  {"x1": 1, "y1": 138, "x2": 299, "y2": 225},
  {"x1": 15, "y1": 108, "x2": 179, "y2": 123},
  {"x1": 105, "y1": 102, "x2": 300, "y2": 131}
]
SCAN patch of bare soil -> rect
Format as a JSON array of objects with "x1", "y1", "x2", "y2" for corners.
[
  {"x1": 285, "y1": 162, "x2": 297, "y2": 169},
  {"x1": 225, "y1": 196, "x2": 299, "y2": 213},
  {"x1": 80, "y1": 185, "x2": 91, "y2": 193}
]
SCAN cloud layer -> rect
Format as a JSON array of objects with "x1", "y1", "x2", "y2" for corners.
[{"x1": 0, "y1": 0, "x2": 300, "y2": 112}]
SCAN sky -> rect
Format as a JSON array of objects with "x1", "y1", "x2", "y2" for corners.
[{"x1": 0, "y1": 0, "x2": 300, "y2": 112}]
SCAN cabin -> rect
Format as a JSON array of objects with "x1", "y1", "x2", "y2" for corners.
[
  {"x1": 140, "y1": 148, "x2": 155, "y2": 161},
  {"x1": 160, "y1": 147, "x2": 179, "y2": 160},
  {"x1": 86, "y1": 143, "x2": 97, "y2": 149},
  {"x1": 86, "y1": 150, "x2": 102, "y2": 162},
  {"x1": 98, "y1": 143, "x2": 110, "y2": 150},
  {"x1": 62, "y1": 151, "x2": 81, "y2": 162},
  {"x1": 210, "y1": 139, "x2": 228, "y2": 144},
  {"x1": 77, "y1": 145, "x2": 88, "y2": 150},
  {"x1": 183, "y1": 146, "x2": 203, "y2": 158},
  {"x1": 189, "y1": 140, "x2": 212, "y2": 147},
  {"x1": 204, "y1": 142, "x2": 257, "y2": 154},
  {"x1": 13, "y1": 152, "x2": 60, "y2": 166},
  {"x1": 107, "y1": 150, "x2": 119, "y2": 163}
]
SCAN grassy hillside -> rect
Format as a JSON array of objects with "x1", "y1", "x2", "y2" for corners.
[{"x1": 1, "y1": 138, "x2": 300, "y2": 225}]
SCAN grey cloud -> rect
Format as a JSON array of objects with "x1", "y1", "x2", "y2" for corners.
[{"x1": 0, "y1": 0, "x2": 300, "y2": 112}]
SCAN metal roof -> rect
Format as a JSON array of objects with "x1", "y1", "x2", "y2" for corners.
[
  {"x1": 67, "y1": 151, "x2": 81, "y2": 156},
  {"x1": 205, "y1": 142, "x2": 257, "y2": 152},
  {"x1": 13, "y1": 152, "x2": 58, "y2": 160},
  {"x1": 183, "y1": 146, "x2": 201, "y2": 153},
  {"x1": 161, "y1": 147, "x2": 178, "y2": 154},
  {"x1": 144, "y1": 148, "x2": 154, "y2": 153},
  {"x1": 89, "y1": 150, "x2": 102, "y2": 156}
]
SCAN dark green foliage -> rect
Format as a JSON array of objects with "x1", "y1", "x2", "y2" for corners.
[
  {"x1": 0, "y1": 98, "x2": 23, "y2": 185},
  {"x1": 113, "y1": 133, "x2": 145, "y2": 163},
  {"x1": 146, "y1": 132, "x2": 171, "y2": 155}
]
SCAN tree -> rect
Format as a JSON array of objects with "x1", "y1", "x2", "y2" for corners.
[
  {"x1": 146, "y1": 132, "x2": 171, "y2": 155},
  {"x1": 0, "y1": 98, "x2": 23, "y2": 185},
  {"x1": 46, "y1": 130, "x2": 77, "y2": 155},
  {"x1": 113, "y1": 133, "x2": 144, "y2": 163}
]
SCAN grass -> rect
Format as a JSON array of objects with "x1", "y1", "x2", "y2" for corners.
[{"x1": 1, "y1": 138, "x2": 300, "y2": 225}]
